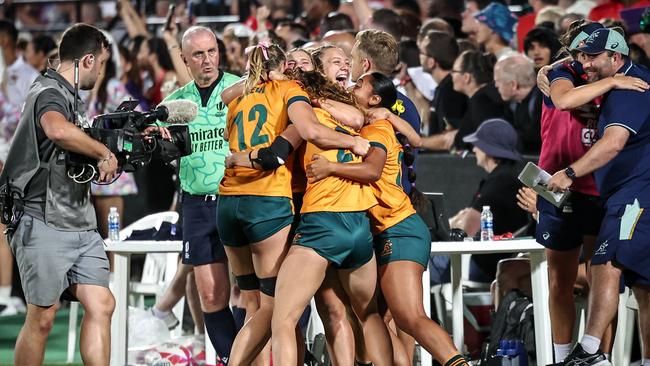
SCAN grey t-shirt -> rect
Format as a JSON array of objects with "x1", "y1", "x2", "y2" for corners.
[{"x1": 22, "y1": 88, "x2": 74, "y2": 219}]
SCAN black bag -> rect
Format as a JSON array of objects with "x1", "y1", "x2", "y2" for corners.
[{"x1": 480, "y1": 289, "x2": 536, "y2": 365}]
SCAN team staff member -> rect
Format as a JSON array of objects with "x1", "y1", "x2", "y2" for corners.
[
  {"x1": 161, "y1": 26, "x2": 240, "y2": 364},
  {"x1": 0, "y1": 24, "x2": 117, "y2": 365},
  {"x1": 350, "y1": 29, "x2": 421, "y2": 194},
  {"x1": 307, "y1": 72, "x2": 470, "y2": 366},
  {"x1": 218, "y1": 43, "x2": 369, "y2": 366},
  {"x1": 548, "y1": 28, "x2": 650, "y2": 366},
  {"x1": 537, "y1": 20, "x2": 647, "y2": 363}
]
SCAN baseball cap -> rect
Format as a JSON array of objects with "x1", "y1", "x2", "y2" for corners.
[
  {"x1": 577, "y1": 27, "x2": 629, "y2": 56},
  {"x1": 462, "y1": 119, "x2": 522, "y2": 161},
  {"x1": 568, "y1": 22, "x2": 604, "y2": 50},
  {"x1": 474, "y1": 3, "x2": 518, "y2": 44}
]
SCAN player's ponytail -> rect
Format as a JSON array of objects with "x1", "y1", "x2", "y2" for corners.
[{"x1": 243, "y1": 42, "x2": 286, "y2": 94}]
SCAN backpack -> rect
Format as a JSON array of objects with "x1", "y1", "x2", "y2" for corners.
[{"x1": 480, "y1": 289, "x2": 536, "y2": 365}]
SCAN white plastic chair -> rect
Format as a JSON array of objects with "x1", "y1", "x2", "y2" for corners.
[{"x1": 67, "y1": 211, "x2": 182, "y2": 363}]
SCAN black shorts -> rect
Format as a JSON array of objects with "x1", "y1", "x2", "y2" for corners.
[
  {"x1": 536, "y1": 192, "x2": 604, "y2": 251},
  {"x1": 181, "y1": 192, "x2": 226, "y2": 265}
]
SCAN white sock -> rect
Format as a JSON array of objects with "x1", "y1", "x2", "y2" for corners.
[
  {"x1": 151, "y1": 306, "x2": 171, "y2": 318},
  {"x1": 642, "y1": 358, "x2": 650, "y2": 366},
  {"x1": 554, "y1": 343, "x2": 572, "y2": 362},
  {"x1": 0, "y1": 286, "x2": 10, "y2": 304},
  {"x1": 580, "y1": 334, "x2": 601, "y2": 354},
  {"x1": 604, "y1": 353, "x2": 611, "y2": 361}
]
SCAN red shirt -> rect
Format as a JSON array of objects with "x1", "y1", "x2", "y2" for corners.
[
  {"x1": 516, "y1": 12, "x2": 536, "y2": 52},
  {"x1": 539, "y1": 62, "x2": 599, "y2": 196}
]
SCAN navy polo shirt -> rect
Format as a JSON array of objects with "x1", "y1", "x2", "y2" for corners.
[
  {"x1": 595, "y1": 60, "x2": 650, "y2": 207},
  {"x1": 395, "y1": 91, "x2": 421, "y2": 194}
]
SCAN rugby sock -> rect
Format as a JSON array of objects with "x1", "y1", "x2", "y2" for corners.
[
  {"x1": 231, "y1": 306, "x2": 246, "y2": 331},
  {"x1": 604, "y1": 353, "x2": 611, "y2": 361},
  {"x1": 579, "y1": 334, "x2": 601, "y2": 354},
  {"x1": 204, "y1": 308, "x2": 237, "y2": 364},
  {"x1": 553, "y1": 342, "x2": 572, "y2": 362},
  {"x1": 642, "y1": 357, "x2": 650, "y2": 365},
  {"x1": 151, "y1": 306, "x2": 171, "y2": 319},
  {"x1": 0, "y1": 286, "x2": 10, "y2": 305},
  {"x1": 444, "y1": 354, "x2": 470, "y2": 366}
]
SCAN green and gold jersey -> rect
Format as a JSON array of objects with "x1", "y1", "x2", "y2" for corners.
[{"x1": 162, "y1": 71, "x2": 240, "y2": 194}]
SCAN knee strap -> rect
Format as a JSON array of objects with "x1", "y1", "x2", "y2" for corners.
[
  {"x1": 235, "y1": 273, "x2": 260, "y2": 291},
  {"x1": 259, "y1": 276, "x2": 277, "y2": 297}
]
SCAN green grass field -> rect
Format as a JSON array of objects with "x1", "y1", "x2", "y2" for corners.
[{"x1": 0, "y1": 307, "x2": 84, "y2": 365}]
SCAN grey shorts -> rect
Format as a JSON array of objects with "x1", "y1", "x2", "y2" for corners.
[{"x1": 8, "y1": 215, "x2": 110, "y2": 307}]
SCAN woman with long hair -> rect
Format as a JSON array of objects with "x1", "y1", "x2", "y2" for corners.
[
  {"x1": 305, "y1": 72, "x2": 471, "y2": 366},
  {"x1": 218, "y1": 42, "x2": 370, "y2": 366}
]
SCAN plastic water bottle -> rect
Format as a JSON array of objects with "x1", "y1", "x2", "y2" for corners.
[
  {"x1": 108, "y1": 207, "x2": 120, "y2": 241},
  {"x1": 480, "y1": 206, "x2": 493, "y2": 242}
]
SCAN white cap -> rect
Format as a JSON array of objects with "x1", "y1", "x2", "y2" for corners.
[
  {"x1": 109, "y1": 207, "x2": 118, "y2": 212},
  {"x1": 482, "y1": 206, "x2": 490, "y2": 210}
]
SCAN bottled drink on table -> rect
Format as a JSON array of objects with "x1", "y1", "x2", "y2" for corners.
[
  {"x1": 108, "y1": 207, "x2": 120, "y2": 241},
  {"x1": 480, "y1": 205, "x2": 493, "y2": 242}
]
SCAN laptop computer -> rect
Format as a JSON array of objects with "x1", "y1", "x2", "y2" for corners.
[{"x1": 421, "y1": 192, "x2": 451, "y2": 241}]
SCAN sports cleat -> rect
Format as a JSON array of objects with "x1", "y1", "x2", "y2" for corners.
[
  {"x1": 150, "y1": 308, "x2": 180, "y2": 330},
  {"x1": 561, "y1": 343, "x2": 610, "y2": 366}
]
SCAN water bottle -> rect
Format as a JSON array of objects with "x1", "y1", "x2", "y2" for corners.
[
  {"x1": 108, "y1": 207, "x2": 120, "y2": 241},
  {"x1": 480, "y1": 206, "x2": 493, "y2": 242}
]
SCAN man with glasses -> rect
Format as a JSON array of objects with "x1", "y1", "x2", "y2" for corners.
[
  {"x1": 158, "y1": 25, "x2": 239, "y2": 365},
  {"x1": 419, "y1": 30, "x2": 468, "y2": 149}
]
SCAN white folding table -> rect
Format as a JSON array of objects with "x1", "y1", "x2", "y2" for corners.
[{"x1": 423, "y1": 239, "x2": 552, "y2": 366}]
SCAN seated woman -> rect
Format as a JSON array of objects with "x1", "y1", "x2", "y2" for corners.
[{"x1": 448, "y1": 119, "x2": 528, "y2": 282}]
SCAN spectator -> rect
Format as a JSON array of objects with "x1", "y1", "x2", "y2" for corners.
[
  {"x1": 461, "y1": 0, "x2": 495, "y2": 42},
  {"x1": 319, "y1": 11, "x2": 354, "y2": 37},
  {"x1": 493, "y1": 54, "x2": 543, "y2": 155},
  {"x1": 524, "y1": 27, "x2": 563, "y2": 70},
  {"x1": 24, "y1": 34, "x2": 57, "y2": 72},
  {"x1": 304, "y1": 0, "x2": 341, "y2": 34},
  {"x1": 0, "y1": 20, "x2": 39, "y2": 108},
  {"x1": 448, "y1": 119, "x2": 528, "y2": 281},
  {"x1": 564, "y1": 0, "x2": 597, "y2": 17},
  {"x1": 557, "y1": 12, "x2": 586, "y2": 33},
  {"x1": 367, "y1": 8, "x2": 404, "y2": 41},
  {"x1": 418, "y1": 17, "x2": 455, "y2": 43},
  {"x1": 536, "y1": 6, "x2": 567, "y2": 29},
  {"x1": 474, "y1": 3, "x2": 518, "y2": 61},
  {"x1": 136, "y1": 37, "x2": 177, "y2": 105},
  {"x1": 322, "y1": 30, "x2": 357, "y2": 57},
  {"x1": 393, "y1": 0, "x2": 422, "y2": 17},
  {"x1": 275, "y1": 21, "x2": 309, "y2": 50},
  {"x1": 418, "y1": 30, "x2": 468, "y2": 141},
  {"x1": 517, "y1": 0, "x2": 559, "y2": 51},
  {"x1": 451, "y1": 50, "x2": 511, "y2": 150}
]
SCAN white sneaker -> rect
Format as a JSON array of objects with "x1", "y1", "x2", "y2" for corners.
[
  {"x1": 0, "y1": 302, "x2": 18, "y2": 316},
  {"x1": 9, "y1": 297, "x2": 26, "y2": 313},
  {"x1": 150, "y1": 308, "x2": 179, "y2": 330}
]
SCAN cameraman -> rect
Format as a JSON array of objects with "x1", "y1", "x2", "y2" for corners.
[{"x1": 0, "y1": 24, "x2": 117, "y2": 365}]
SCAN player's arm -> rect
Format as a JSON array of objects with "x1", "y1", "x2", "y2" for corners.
[
  {"x1": 226, "y1": 125, "x2": 303, "y2": 170},
  {"x1": 366, "y1": 107, "x2": 422, "y2": 147},
  {"x1": 318, "y1": 99, "x2": 365, "y2": 131},
  {"x1": 288, "y1": 100, "x2": 369, "y2": 156},
  {"x1": 305, "y1": 146, "x2": 386, "y2": 183},
  {"x1": 550, "y1": 76, "x2": 648, "y2": 111},
  {"x1": 221, "y1": 79, "x2": 246, "y2": 105}
]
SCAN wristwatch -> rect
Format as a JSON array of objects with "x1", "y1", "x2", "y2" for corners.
[{"x1": 564, "y1": 166, "x2": 577, "y2": 181}]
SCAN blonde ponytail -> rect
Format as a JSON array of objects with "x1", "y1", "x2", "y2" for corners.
[{"x1": 242, "y1": 42, "x2": 286, "y2": 94}]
